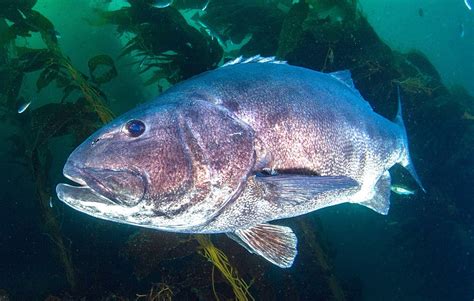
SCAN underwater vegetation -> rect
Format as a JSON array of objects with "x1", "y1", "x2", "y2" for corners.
[
  {"x1": 195, "y1": 235, "x2": 254, "y2": 301},
  {"x1": 0, "y1": 0, "x2": 472, "y2": 300},
  {"x1": 0, "y1": 0, "x2": 118, "y2": 293},
  {"x1": 97, "y1": 0, "x2": 223, "y2": 88}
]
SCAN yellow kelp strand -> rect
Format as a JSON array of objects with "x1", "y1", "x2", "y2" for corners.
[
  {"x1": 58, "y1": 57, "x2": 114, "y2": 124},
  {"x1": 195, "y1": 235, "x2": 254, "y2": 301},
  {"x1": 35, "y1": 9, "x2": 115, "y2": 124}
]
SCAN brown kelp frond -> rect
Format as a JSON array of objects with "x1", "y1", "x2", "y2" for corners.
[
  {"x1": 392, "y1": 52, "x2": 445, "y2": 98},
  {"x1": 30, "y1": 142, "x2": 77, "y2": 290},
  {"x1": 276, "y1": 1, "x2": 310, "y2": 59},
  {"x1": 58, "y1": 57, "x2": 114, "y2": 124},
  {"x1": 0, "y1": 3, "x2": 117, "y2": 292},
  {"x1": 99, "y1": 1, "x2": 222, "y2": 86},
  {"x1": 393, "y1": 75, "x2": 441, "y2": 97},
  {"x1": 202, "y1": 1, "x2": 284, "y2": 56},
  {"x1": 195, "y1": 235, "x2": 254, "y2": 301},
  {"x1": 298, "y1": 219, "x2": 346, "y2": 301},
  {"x1": 1, "y1": 5, "x2": 116, "y2": 124}
]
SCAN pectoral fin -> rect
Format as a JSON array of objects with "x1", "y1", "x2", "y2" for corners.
[
  {"x1": 226, "y1": 223, "x2": 297, "y2": 268},
  {"x1": 254, "y1": 174, "x2": 358, "y2": 205}
]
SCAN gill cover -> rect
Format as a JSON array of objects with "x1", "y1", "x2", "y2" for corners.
[{"x1": 174, "y1": 99, "x2": 255, "y2": 228}]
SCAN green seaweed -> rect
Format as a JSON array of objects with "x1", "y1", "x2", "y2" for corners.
[
  {"x1": 99, "y1": 0, "x2": 222, "y2": 86},
  {"x1": 202, "y1": 1, "x2": 285, "y2": 56},
  {"x1": 88, "y1": 54, "x2": 118, "y2": 85},
  {"x1": 0, "y1": 4, "x2": 117, "y2": 292},
  {"x1": 276, "y1": 1, "x2": 309, "y2": 59}
]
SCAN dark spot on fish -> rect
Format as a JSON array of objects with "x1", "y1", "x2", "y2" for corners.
[
  {"x1": 342, "y1": 144, "x2": 354, "y2": 161},
  {"x1": 224, "y1": 99, "x2": 240, "y2": 112},
  {"x1": 359, "y1": 152, "x2": 367, "y2": 167},
  {"x1": 232, "y1": 80, "x2": 252, "y2": 95},
  {"x1": 152, "y1": 209, "x2": 171, "y2": 218},
  {"x1": 185, "y1": 108, "x2": 200, "y2": 123},
  {"x1": 187, "y1": 91, "x2": 220, "y2": 106},
  {"x1": 92, "y1": 137, "x2": 100, "y2": 145}
]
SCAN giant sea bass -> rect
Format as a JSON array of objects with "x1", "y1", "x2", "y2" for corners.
[{"x1": 57, "y1": 56, "x2": 423, "y2": 268}]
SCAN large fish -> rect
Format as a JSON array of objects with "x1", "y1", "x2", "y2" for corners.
[{"x1": 56, "y1": 56, "x2": 423, "y2": 268}]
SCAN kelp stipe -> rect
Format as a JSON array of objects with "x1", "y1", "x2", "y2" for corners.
[{"x1": 298, "y1": 219, "x2": 347, "y2": 300}]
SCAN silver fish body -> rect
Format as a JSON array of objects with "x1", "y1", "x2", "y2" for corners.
[
  {"x1": 17, "y1": 101, "x2": 31, "y2": 114},
  {"x1": 152, "y1": 0, "x2": 173, "y2": 8},
  {"x1": 56, "y1": 57, "x2": 422, "y2": 267},
  {"x1": 390, "y1": 185, "x2": 416, "y2": 196}
]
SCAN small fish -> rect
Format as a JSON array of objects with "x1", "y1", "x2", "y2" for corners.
[
  {"x1": 459, "y1": 23, "x2": 465, "y2": 38},
  {"x1": 138, "y1": 56, "x2": 147, "y2": 69},
  {"x1": 418, "y1": 8, "x2": 424, "y2": 17},
  {"x1": 328, "y1": 48, "x2": 334, "y2": 65},
  {"x1": 390, "y1": 185, "x2": 415, "y2": 196},
  {"x1": 462, "y1": 111, "x2": 474, "y2": 120},
  {"x1": 17, "y1": 100, "x2": 32, "y2": 114},
  {"x1": 202, "y1": 0, "x2": 210, "y2": 11},
  {"x1": 465, "y1": 0, "x2": 472, "y2": 10},
  {"x1": 17, "y1": 8, "x2": 27, "y2": 19},
  {"x1": 49, "y1": 197, "x2": 53, "y2": 208},
  {"x1": 152, "y1": 0, "x2": 173, "y2": 8},
  {"x1": 53, "y1": 30, "x2": 61, "y2": 39}
]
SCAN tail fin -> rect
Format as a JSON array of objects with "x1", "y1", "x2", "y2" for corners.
[{"x1": 395, "y1": 86, "x2": 426, "y2": 192}]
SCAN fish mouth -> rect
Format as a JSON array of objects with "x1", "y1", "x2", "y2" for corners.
[{"x1": 56, "y1": 163, "x2": 147, "y2": 208}]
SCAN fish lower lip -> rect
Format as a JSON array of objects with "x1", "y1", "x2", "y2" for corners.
[{"x1": 56, "y1": 183, "x2": 114, "y2": 205}]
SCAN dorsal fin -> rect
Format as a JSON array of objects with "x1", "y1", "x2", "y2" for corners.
[
  {"x1": 330, "y1": 70, "x2": 356, "y2": 89},
  {"x1": 330, "y1": 70, "x2": 371, "y2": 109},
  {"x1": 221, "y1": 55, "x2": 287, "y2": 68}
]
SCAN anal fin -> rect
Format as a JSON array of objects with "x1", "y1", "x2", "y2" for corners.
[
  {"x1": 226, "y1": 223, "x2": 297, "y2": 268},
  {"x1": 359, "y1": 171, "x2": 391, "y2": 215}
]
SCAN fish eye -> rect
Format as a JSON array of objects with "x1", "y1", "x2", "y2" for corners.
[{"x1": 125, "y1": 119, "x2": 146, "y2": 137}]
